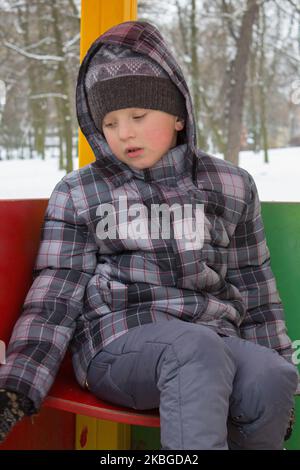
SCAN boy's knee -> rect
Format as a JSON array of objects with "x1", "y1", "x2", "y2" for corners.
[
  {"x1": 170, "y1": 325, "x2": 229, "y2": 366},
  {"x1": 247, "y1": 360, "x2": 298, "y2": 414},
  {"x1": 263, "y1": 361, "x2": 298, "y2": 401}
]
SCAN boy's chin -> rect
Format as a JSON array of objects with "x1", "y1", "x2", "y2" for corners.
[
  {"x1": 128, "y1": 161, "x2": 156, "y2": 170},
  {"x1": 126, "y1": 156, "x2": 163, "y2": 171},
  {"x1": 128, "y1": 161, "x2": 148, "y2": 168}
]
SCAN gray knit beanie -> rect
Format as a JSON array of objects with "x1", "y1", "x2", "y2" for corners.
[{"x1": 85, "y1": 44, "x2": 186, "y2": 131}]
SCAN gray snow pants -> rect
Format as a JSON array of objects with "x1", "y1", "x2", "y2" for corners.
[{"x1": 86, "y1": 320, "x2": 298, "y2": 450}]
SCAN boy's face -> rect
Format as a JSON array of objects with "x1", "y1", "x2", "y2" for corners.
[{"x1": 102, "y1": 108, "x2": 185, "y2": 170}]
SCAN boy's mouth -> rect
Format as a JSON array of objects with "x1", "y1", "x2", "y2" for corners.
[{"x1": 126, "y1": 147, "x2": 143, "y2": 158}]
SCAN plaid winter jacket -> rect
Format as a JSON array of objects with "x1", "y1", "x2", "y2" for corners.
[{"x1": 0, "y1": 20, "x2": 298, "y2": 409}]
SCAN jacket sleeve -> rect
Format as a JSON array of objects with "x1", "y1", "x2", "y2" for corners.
[
  {"x1": 0, "y1": 179, "x2": 98, "y2": 409},
  {"x1": 226, "y1": 171, "x2": 299, "y2": 392}
]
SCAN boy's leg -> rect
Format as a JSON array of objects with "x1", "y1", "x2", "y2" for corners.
[
  {"x1": 223, "y1": 335, "x2": 298, "y2": 450},
  {"x1": 86, "y1": 320, "x2": 236, "y2": 450}
]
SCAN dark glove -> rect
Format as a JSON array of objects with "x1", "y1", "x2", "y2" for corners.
[
  {"x1": 0, "y1": 388, "x2": 35, "y2": 444},
  {"x1": 284, "y1": 407, "x2": 295, "y2": 441}
]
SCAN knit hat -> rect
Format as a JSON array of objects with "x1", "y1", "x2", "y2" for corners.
[{"x1": 85, "y1": 44, "x2": 187, "y2": 131}]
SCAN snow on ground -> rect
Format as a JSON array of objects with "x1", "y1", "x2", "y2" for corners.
[
  {"x1": 0, "y1": 155, "x2": 79, "y2": 199},
  {"x1": 0, "y1": 146, "x2": 299, "y2": 201},
  {"x1": 238, "y1": 146, "x2": 300, "y2": 202}
]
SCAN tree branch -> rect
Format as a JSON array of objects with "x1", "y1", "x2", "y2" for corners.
[{"x1": 4, "y1": 41, "x2": 65, "y2": 61}]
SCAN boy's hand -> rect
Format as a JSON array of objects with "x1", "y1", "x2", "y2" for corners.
[
  {"x1": 284, "y1": 407, "x2": 296, "y2": 441},
  {"x1": 0, "y1": 389, "x2": 35, "y2": 444}
]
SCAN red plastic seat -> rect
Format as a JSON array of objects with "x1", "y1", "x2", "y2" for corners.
[{"x1": 0, "y1": 199, "x2": 160, "y2": 428}]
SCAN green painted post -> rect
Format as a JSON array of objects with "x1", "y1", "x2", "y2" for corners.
[{"x1": 261, "y1": 202, "x2": 300, "y2": 450}]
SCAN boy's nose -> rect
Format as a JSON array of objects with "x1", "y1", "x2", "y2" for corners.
[{"x1": 118, "y1": 122, "x2": 136, "y2": 140}]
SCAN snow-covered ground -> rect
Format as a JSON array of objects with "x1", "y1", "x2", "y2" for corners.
[
  {"x1": 0, "y1": 146, "x2": 299, "y2": 201},
  {"x1": 238, "y1": 146, "x2": 300, "y2": 202},
  {"x1": 0, "y1": 155, "x2": 79, "y2": 199}
]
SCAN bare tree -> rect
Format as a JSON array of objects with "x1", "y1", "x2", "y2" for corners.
[
  {"x1": 225, "y1": 0, "x2": 260, "y2": 165},
  {"x1": 257, "y1": 5, "x2": 269, "y2": 163},
  {"x1": 0, "y1": 0, "x2": 80, "y2": 170},
  {"x1": 50, "y1": 0, "x2": 75, "y2": 173},
  {"x1": 17, "y1": 2, "x2": 47, "y2": 159},
  {"x1": 1, "y1": 0, "x2": 299, "y2": 170}
]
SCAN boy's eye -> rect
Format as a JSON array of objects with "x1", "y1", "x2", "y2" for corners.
[{"x1": 103, "y1": 114, "x2": 146, "y2": 128}]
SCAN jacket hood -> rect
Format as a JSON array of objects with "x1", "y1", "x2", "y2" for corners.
[{"x1": 76, "y1": 20, "x2": 198, "y2": 185}]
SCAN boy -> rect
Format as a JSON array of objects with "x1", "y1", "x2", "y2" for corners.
[{"x1": 0, "y1": 20, "x2": 298, "y2": 449}]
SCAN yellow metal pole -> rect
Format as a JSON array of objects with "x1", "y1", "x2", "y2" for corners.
[
  {"x1": 76, "y1": 0, "x2": 137, "y2": 450},
  {"x1": 78, "y1": 0, "x2": 138, "y2": 168}
]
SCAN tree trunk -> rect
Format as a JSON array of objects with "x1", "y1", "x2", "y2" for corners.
[
  {"x1": 19, "y1": 1, "x2": 46, "y2": 159},
  {"x1": 50, "y1": 0, "x2": 73, "y2": 173},
  {"x1": 190, "y1": 0, "x2": 206, "y2": 150},
  {"x1": 249, "y1": 46, "x2": 259, "y2": 152},
  {"x1": 225, "y1": 0, "x2": 259, "y2": 166},
  {"x1": 59, "y1": 129, "x2": 64, "y2": 170},
  {"x1": 258, "y1": 7, "x2": 269, "y2": 164}
]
